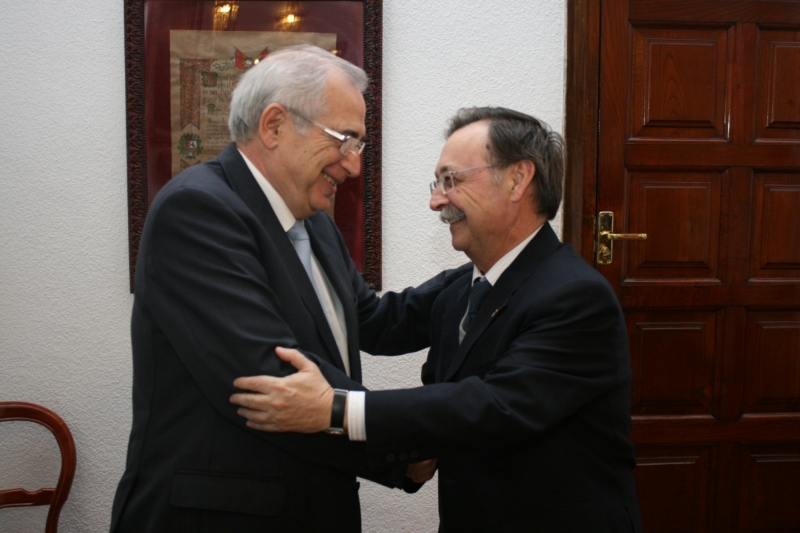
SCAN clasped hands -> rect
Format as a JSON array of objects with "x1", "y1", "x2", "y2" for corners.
[{"x1": 230, "y1": 346, "x2": 437, "y2": 483}]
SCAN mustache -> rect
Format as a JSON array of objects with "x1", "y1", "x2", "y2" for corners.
[{"x1": 439, "y1": 205, "x2": 466, "y2": 225}]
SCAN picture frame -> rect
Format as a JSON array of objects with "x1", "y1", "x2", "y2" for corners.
[{"x1": 124, "y1": 0, "x2": 384, "y2": 291}]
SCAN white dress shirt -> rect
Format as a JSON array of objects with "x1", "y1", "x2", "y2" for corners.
[
  {"x1": 347, "y1": 223, "x2": 545, "y2": 441},
  {"x1": 240, "y1": 151, "x2": 350, "y2": 376}
]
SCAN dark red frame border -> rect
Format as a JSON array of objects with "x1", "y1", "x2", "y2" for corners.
[{"x1": 124, "y1": 0, "x2": 383, "y2": 292}]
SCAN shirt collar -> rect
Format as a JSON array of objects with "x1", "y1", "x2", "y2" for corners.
[
  {"x1": 239, "y1": 149, "x2": 297, "y2": 232},
  {"x1": 472, "y1": 223, "x2": 544, "y2": 285}
]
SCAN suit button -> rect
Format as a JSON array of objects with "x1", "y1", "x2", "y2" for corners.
[
  {"x1": 386, "y1": 453, "x2": 396, "y2": 463},
  {"x1": 410, "y1": 451, "x2": 419, "y2": 459},
  {"x1": 398, "y1": 452, "x2": 408, "y2": 461}
]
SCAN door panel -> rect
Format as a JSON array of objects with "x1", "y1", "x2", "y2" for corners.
[
  {"x1": 626, "y1": 171, "x2": 723, "y2": 281},
  {"x1": 743, "y1": 311, "x2": 800, "y2": 414},
  {"x1": 738, "y1": 445, "x2": 800, "y2": 532},
  {"x1": 756, "y1": 30, "x2": 800, "y2": 141},
  {"x1": 627, "y1": 311, "x2": 717, "y2": 416},
  {"x1": 634, "y1": 445, "x2": 714, "y2": 533},
  {"x1": 595, "y1": 0, "x2": 800, "y2": 530},
  {"x1": 630, "y1": 26, "x2": 732, "y2": 141},
  {"x1": 750, "y1": 173, "x2": 800, "y2": 280}
]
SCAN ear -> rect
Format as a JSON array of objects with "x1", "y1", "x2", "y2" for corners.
[
  {"x1": 508, "y1": 160, "x2": 536, "y2": 203},
  {"x1": 257, "y1": 104, "x2": 289, "y2": 149}
]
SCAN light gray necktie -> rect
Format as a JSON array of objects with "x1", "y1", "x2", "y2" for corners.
[
  {"x1": 286, "y1": 220, "x2": 317, "y2": 288},
  {"x1": 287, "y1": 220, "x2": 351, "y2": 375}
]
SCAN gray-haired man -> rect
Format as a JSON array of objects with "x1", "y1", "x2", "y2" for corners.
[{"x1": 110, "y1": 45, "x2": 461, "y2": 533}]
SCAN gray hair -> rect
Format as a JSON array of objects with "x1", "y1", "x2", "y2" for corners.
[
  {"x1": 447, "y1": 107, "x2": 565, "y2": 220},
  {"x1": 228, "y1": 44, "x2": 368, "y2": 142}
]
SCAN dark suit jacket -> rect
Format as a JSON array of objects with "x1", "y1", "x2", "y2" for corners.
[
  {"x1": 364, "y1": 223, "x2": 644, "y2": 533},
  {"x1": 110, "y1": 144, "x2": 464, "y2": 533}
]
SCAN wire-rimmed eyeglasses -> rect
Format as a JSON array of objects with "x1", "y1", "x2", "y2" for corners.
[
  {"x1": 429, "y1": 165, "x2": 494, "y2": 194},
  {"x1": 286, "y1": 108, "x2": 366, "y2": 156}
]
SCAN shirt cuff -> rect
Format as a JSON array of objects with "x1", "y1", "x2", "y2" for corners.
[{"x1": 346, "y1": 391, "x2": 367, "y2": 441}]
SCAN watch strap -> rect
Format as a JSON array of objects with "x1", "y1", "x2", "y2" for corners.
[{"x1": 327, "y1": 389, "x2": 347, "y2": 435}]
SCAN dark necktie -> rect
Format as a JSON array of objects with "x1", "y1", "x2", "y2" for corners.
[{"x1": 468, "y1": 277, "x2": 492, "y2": 325}]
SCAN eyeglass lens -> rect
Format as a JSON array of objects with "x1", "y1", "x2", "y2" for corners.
[
  {"x1": 429, "y1": 173, "x2": 454, "y2": 194},
  {"x1": 341, "y1": 137, "x2": 365, "y2": 156}
]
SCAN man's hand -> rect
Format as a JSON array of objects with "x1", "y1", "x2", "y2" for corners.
[
  {"x1": 406, "y1": 459, "x2": 438, "y2": 484},
  {"x1": 231, "y1": 347, "x2": 334, "y2": 433}
]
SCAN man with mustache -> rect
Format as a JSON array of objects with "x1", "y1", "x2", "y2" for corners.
[{"x1": 232, "y1": 107, "x2": 644, "y2": 532}]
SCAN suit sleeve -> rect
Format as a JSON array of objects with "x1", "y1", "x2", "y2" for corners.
[
  {"x1": 355, "y1": 265, "x2": 472, "y2": 356},
  {"x1": 142, "y1": 183, "x2": 402, "y2": 487},
  {"x1": 307, "y1": 209, "x2": 470, "y2": 357},
  {"x1": 361, "y1": 278, "x2": 631, "y2": 468}
]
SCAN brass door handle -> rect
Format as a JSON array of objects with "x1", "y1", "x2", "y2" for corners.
[
  {"x1": 596, "y1": 211, "x2": 647, "y2": 264},
  {"x1": 605, "y1": 232, "x2": 647, "y2": 241}
]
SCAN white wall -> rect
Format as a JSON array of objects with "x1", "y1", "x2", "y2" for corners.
[{"x1": 0, "y1": 1, "x2": 565, "y2": 531}]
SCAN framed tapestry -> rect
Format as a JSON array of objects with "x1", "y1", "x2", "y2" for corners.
[{"x1": 124, "y1": 0, "x2": 384, "y2": 291}]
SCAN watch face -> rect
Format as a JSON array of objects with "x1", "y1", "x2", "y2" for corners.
[{"x1": 325, "y1": 427, "x2": 346, "y2": 436}]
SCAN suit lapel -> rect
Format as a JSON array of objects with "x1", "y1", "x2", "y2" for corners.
[
  {"x1": 218, "y1": 143, "x2": 269, "y2": 221},
  {"x1": 443, "y1": 223, "x2": 562, "y2": 381},
  {"x1": 306, "y1": 216, "x2": 359, "y2": 380},
  {"x1": 436, "y1": 280, "x2": 471, "y2": 382},
  {"x1": 217, "y1": 144, "x2": 346, "y2": 373}
]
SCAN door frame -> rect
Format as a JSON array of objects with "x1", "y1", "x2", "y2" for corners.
[{"x1": 563, "y1": 0, "x2": 601, "y2": 264}]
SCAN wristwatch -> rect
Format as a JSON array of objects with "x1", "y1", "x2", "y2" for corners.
[{"x1": 326, "y1": 389, "x2": 348, "y2": 435}]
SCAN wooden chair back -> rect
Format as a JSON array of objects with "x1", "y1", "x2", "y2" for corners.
[{"x1": 0, "y1": 402, "x2": 76, "y2": 533}]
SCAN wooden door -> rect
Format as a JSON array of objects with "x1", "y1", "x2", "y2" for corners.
[{"x1": 569, "y1": 0, "x2": 800, "y2": 531}]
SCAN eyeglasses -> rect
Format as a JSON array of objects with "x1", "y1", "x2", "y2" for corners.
[
  {"x1": 286, "y1": 108, "x2": 366, "y2": 156},
  {"x1": 429, "y1": 165, "x2": 494, "y2": 194}
]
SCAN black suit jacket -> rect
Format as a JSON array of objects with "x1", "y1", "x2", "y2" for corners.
[
  {"x1": 110, "y1": 144, "x2": 464, "y2": 532},
  {"x1": 364, "y1": 223, "x2": 644, "y2": 533}
]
